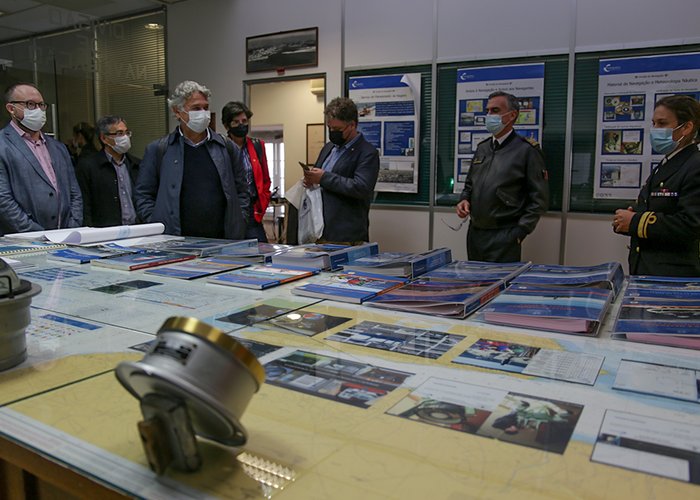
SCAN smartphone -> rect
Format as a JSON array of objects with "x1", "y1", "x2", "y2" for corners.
[{"x1": 298, "y1": 161, "x2": 312, "y2": 171}]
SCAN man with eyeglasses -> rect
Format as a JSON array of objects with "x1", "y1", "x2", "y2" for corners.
[
  {"x1": 75, "y1": 115, "x2": 140, "y2": 227},
  {"x1": 302, "y1": 97, "x2": 379, "y2": 243},
  {"x1": 0, "y1": 82, "x2": 82, "y2": 234}
]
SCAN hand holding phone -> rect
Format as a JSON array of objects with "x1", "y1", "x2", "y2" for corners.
[{"x1": 299, "y1": 161, "x2": 313, "y2": 171}]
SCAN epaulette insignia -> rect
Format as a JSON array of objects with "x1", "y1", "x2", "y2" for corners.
[{"x1": 525, "y1": 137, "x2": 540, "y2": 148}]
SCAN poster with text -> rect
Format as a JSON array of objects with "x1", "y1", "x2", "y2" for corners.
[
  {"x1": 453, "y1": 63, "x2": 545, "y2": 193},
  {"x1": 594, "y1": 52, "x2": 700, "y2": 199},
  {"x1": 349, "y1": 73, "x2": 421, "y2": 193}
]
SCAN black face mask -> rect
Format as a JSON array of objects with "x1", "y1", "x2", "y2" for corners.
[
  {"x1": 229, "y1": 124, "x2": 249, "y2": 138},
  {"x1": 329, "y1": 129, "x2": 345, "y2": 146}
]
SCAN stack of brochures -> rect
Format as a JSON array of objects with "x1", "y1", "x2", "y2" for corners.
[
  {"x1": 0, "y1": 238, "x2": 66, "y2": 256},
  {"x1": 342, "y1": 248, "x2": 452, "y2": 278},
  {"x1": 220, "y1": 242, "x2": 293, "y2": 263},
  {"x1": 365, "y1": 261, "x2": 530, "y2": 318},
  {"x1": 134, "y1": 237, "x2": 259, "y2": 257},
  {"x1": 292, "y1": 271, "x2": 408, "y2": 304},
  {"x1": 476, "y1": 284, "x2": 613, "y2": 335},
  {"x1": 475, "y1": 263, "x2": 622, "y2": 335},
  {"x1": 145, "y1": 256, "x2": 250, "y2": 280},
  {"x1": 612, "y1": 276, "x2": 700, "y2": 349},
  {"x1": 208, "y1": 264, "x2": 318, "y2": 290},
  {"x1": 511, "y1": 262, "x2": 625, "y2": 299},
  {"x1": 271, "y1": 242, "x2": 379, "y2": 271},
  {"x1": 47, "y1": 246, "x2": 137, "y2": 264},
  {"x1": 91, "y1": 250, "x2": 196, "y2": 271}
]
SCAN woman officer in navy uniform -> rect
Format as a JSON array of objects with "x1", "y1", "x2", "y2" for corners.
[{"x1": 613, "y1": 95, "x2": 700, "y2": 276}]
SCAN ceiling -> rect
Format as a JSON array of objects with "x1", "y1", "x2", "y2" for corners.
[{"x1": 0, "y1": 0, "x2": 188, "y2": 44}]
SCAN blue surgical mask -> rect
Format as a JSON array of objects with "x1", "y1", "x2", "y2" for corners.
[
  {"x1": 485, "y1": 114, "x2": 506, "y2": 135},
  {"x1": 650, "y1": 123, "x2": 685, "y2": 155}
]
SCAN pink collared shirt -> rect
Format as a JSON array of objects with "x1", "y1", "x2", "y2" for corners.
[{"x1": 10, "y1": 120, "x2": 59, "y2": 191}]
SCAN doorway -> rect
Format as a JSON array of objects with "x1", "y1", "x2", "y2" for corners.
[
  {"x1": 245, "y1": 74, "x2": 326, "y2": 243},
  {"x1": 246, "y1": 74, "x2": 326, "y2": 197}
]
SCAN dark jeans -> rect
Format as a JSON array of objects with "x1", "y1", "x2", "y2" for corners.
[{"x1": 467, "y1": 225, "x2": 522, "y2": 263}]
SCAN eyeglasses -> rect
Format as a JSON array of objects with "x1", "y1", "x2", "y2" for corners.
[
  {"x1": 105, "y1": 130, "x2": 132, "y2": 137},
  {"x1": 10, "y1": 100, "x2": 48, "y2": 111},
  {"x1": 441, "y1": 216, "x2": 469, "y2": 231}
]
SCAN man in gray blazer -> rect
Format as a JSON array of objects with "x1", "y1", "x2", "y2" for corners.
[
  {"x1": 0, "y1": 83, "x2": 82, "y2": 234},
  {"x1": 302, "y1": 97, "x2": 379, "y2": 243}
]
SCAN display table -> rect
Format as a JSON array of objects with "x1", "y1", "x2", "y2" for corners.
[{"x1": 1, "y1": 255, "x2": 699, "y2": 499}]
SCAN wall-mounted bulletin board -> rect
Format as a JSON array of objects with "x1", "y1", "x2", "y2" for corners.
[
  {"x1": 435, "y1": 55, "x2": 569, "y2": 212},
  {"x1": 570, "y1": 44, "x2": 700, "y2": 214},
  {"x1": 345, "y1": 65, "x2": 432, "y2": 206}
]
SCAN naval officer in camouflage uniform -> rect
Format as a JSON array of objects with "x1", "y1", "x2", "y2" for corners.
[{"x1": 456, "y1": 91, "x2": 549, "y2": 262}]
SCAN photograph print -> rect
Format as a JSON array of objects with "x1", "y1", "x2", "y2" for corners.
[{"x1": 246, "y1": 27, "x2": 318, "y2": 73}]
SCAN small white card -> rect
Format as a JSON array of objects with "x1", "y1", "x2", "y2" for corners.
[{"x1": 613, "y1": 359, "x2": 700, "y2": 403}]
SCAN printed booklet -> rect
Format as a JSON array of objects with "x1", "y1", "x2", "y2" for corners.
[
  {"x1": 475, "y1": 285, "x2": 613, "y2": 335},
  {"x1": 208, "y1": 264, "x2": 318, "y2": 290},
  {"x1": 342, "y1": 247, "x2": 452, "y2": 278},
  {"x1": 145, "y1": 256, "x2": 250, "y2": 280},
  {"x1": 135, "y1": 237, "x2": 258, "y2": 257},
  {"x1": 363, "y1": 260, "x2": 530, "y2": 319},
  {"x1": 0, "y1": 238, "x2": 67, "y2": 256},
  {"x1": 365, "y1": 276, "x2": 508, "y2": 319},
  {"x1": 422, "y1": 260, "x2": 531, "y2": 282},
  {"x1": 511, "y1": 262, "x2": 625, "y2": 299},
  {"x1": 90, "y1": 250, "x2": 196, "y2": 271},
  {"x1": 220, "y1": 242, "x2": 293, "y2": 263},
  {"x1": 271, "y1": 242, "x2": 379, "y2": 271},
  {"x1": 47, "y1": 246, "x2": 136, "y2": 264},
  {"x1": 292, "y1": 271, "x2": 408, "y2": 304},
  {"x1": 612, "y1": 275, "x2": 700, "y2": 349}
]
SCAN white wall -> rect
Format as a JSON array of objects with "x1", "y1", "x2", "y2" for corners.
[
  {"x1": 369, "y1": 209, "x2": 429, "y2": 252},
  {"x1": 167, "y1": 0, "x2": 341, "y2": 128},
  {"x1": 564, "y1": 214, "x2": 630, "y2": 271},
  {"x1": 575, "y1": 0, "x2": 700, "y2": 52},
  {"x1": 249, "y1": 79, "x2": 325, "y2": 194},
  {"x1": 437, "y1": 0, "x2": 571, "y2": 61},
  {"x1": 345, "y1": 0, "x2": 434, "y2": 68},
  {"x1": 167, "y1": 0, "x2": 698, "y2": 265}
]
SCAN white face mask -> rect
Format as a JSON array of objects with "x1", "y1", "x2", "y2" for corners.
[
  {"x1": 184, "y1": 109, "x2": 210, "y2": 134},
  {"x1": 112, "y1": 135, "x2": 131, "y2": 154},
  {"x1": 19, "y1": 107, "x2": 47, "y2": 132}
]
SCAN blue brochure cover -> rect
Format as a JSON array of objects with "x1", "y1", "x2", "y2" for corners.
[
  {"x1": 512, "y1": 262, "x2": 624, "y2": 298},
  {"x1": 476, "y1": 285, "x2": 613, "y2": 335},
  {"x1": 209, "y1": 264, "x2": 318, "y2": 290},
  {"x1": 292, "y1": 271, "x2": 408, "y2": 303},
  {"x1": 366, "y1": 276, "x2": 506, "y2": 318}
]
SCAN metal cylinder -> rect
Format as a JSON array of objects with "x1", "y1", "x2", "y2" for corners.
[
  {"x1": 116, "y1": 317, "x2": 265, "y2": 446},
  {"x1": 0, "y1": 283, "x2": 41, "y2": 371}
]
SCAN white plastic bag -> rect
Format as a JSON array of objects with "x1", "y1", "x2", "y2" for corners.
[{"x1": 297, "y1": 186, "x2": 324, "y2": 244}]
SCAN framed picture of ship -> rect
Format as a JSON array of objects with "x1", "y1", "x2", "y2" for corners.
[{"x1": 246, "y1": 27, "x2": 318, "y2": 73}]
